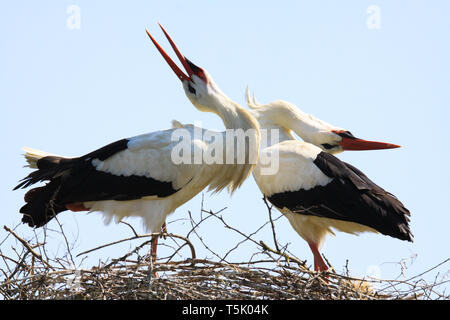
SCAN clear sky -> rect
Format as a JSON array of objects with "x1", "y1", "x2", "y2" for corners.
[{"x1": 1, "y1": 1, "x2": 449, "y2": 292}]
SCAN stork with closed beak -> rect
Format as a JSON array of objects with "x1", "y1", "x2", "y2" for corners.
[
  {"x1": 14, "y1": 25, "x2": 260, "y2": 264},
  {"x1": 246, "y1": 91, "x2": 412, "y2": 272}
]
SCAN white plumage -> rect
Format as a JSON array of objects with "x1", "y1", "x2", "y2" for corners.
[
  {"x1": 87, "y1": 122, "x2": 259, "y2": 232},
  {"x1": 15, "y1": 26, "x2": 260, "y2": 264},
  {"x1": 253, "y1": 141, "x2": 332, "y2": 197},
  {"x1": 246, "y1": 90, "x2": 411, "y2": 272}
]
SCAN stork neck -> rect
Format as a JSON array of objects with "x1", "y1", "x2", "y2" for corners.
[
  {"x1": 285, "y1": 107, "x2": 340, "y2": 145},
  {"x1": 212, "y1": 93, "x2": 259, "y2": 132},
  {"x1": 201, "y1": 91, "x2": 260, "y2": 195},
  {"x1": 252, "y1": 105, "x2": 332, "y2": 147},
  {"x1": 249, "y1": 109, "x2": 295, "y2": 148}
]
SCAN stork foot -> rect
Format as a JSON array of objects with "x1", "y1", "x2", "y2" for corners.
[{"x1": 308, "y1": 242, "x2": 330, "y2": 282}]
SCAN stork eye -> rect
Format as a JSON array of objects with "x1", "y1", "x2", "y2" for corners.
[
  {"x1": 188, "y1": 83, "x2": 196, "y2": 95},
  {"x1": 321, "y1": 143, "x2": 335, "y2": 150}
]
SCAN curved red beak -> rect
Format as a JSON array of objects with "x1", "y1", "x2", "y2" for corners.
[
  {"x1": 145, "y1": 23, "x2": 194, "y2": 82},
  {"x1": 332, "y1": 130, "x2": 401, "y2": 151}
]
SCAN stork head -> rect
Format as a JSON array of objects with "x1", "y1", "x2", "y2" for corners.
[
  {"x1": 146, "y1": 24, "x2": 224, "y2": 114},
  {"x1": 321, "y1": 129, "x2": 401, "y2": 154}
]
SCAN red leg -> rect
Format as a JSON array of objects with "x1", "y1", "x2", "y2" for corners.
[
  {"x1": 149, "y1": 235, "x2": 159, "y2": 278},
  {"x1": 149, "y1": 223, "x2": 167, "y2": 278},
  {"x1": 150, "y1": 235, "x2": 158, "y2": 265},
  {"x1": 308, "y1": 242, "x2": 329, "y2": 272},
  {"x1": 150, "y1": 223, "x2": 167, "y2": 264}
]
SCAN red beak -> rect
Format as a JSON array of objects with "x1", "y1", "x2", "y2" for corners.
[
  {"x1": 332, "y1": 130, "x2": 401, "y2": 151},
  {"x1": 145, "y1": 23, "x2": 194, "y2": 82}
]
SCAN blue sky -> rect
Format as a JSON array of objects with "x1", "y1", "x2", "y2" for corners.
[{"x1": 1, "y1": 1, "x2": 449, "y2": 291}]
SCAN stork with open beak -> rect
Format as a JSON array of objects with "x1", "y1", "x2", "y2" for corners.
[
  {"x1": 246, "y1": 91, "x2": 412, "y2": 272},
  {"x1": 14, "y1": 25, "x2": 260, "y2": 265}
]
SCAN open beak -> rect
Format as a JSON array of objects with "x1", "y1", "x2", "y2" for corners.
[
  {"x1": 332, "y1": 130, "x2": 401, "y2": 151},
  {"x1": 145, "y1": 23, "x2": 195, "y2": 82}
]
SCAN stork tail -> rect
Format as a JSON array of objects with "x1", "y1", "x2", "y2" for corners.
[
  {"x1": 22, "y1": 147, "x2": 59, "y2": 169},
  {"x1": 15, "y1": 153, "x2": 69, "y2": 227}
]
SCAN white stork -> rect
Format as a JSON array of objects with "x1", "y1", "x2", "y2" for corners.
[
  {"x1": 14, "y1": 25, "x2": 260, "y2": 262},
  {"x1": 246, "y1": 91, "x2": 412, "y2": 272}
]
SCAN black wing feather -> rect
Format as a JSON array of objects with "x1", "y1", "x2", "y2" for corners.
[
  {"x1": 15, "y1": 138, "x2": 178, "y2": 227},
  {"x1": 268, "y1": 152, "x2": 413, "y2": 242}
]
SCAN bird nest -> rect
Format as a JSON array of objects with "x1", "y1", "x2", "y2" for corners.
[{"x1": 1, "y1": 200, "x2": 449, "y2": 300}]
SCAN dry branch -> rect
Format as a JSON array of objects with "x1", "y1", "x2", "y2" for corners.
[{"x1": 1, "y1": 198, "x2": 449, "y2": 300}]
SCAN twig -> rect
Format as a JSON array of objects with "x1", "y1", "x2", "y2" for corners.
[
  {"x1": 263, "y1": 196, "x2": 280, "y2": 252},
  {"x1": 259, "y1": 241, "x2": 307, "y2": 270},
  {"x1": 120, "y1": 221, "x2": 139, "y2": 237},
  {"x1": 1, "y1": 202, "x2": 449, "y2": 300},
  {"x1": 76, "y1": 232, "x2": 196, "y2": 262},
  {"x1": 54, "y1": 216, "x2": 75, "y2": 267},
  {"x1": 3, "y1": 226, "x2": 53, "y2": 270}
]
